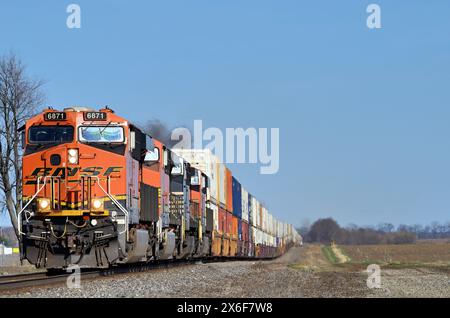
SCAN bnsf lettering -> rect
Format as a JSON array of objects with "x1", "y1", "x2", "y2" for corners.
[
  {"x1": 29, "y1": 166, "x2": 122, "y2": 178},
  {"x1": 30, "y1": 167, "x2": 53, "y2": 177},
  {"x1": 103, "y1": 166, "x2": 122, "y2": 176},
  {"x1": 80, "y1": 167, "x2": 103, "y2": 176}
]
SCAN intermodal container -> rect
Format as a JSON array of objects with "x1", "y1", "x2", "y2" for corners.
[
  {"x1": 224, "y1": 211, "x2": 235, "y2": 241},
  {"x1": 242, "y1": 220, "x2": 249, "y2": 242},
  {"x1": 267, "y1": 213, "x2": 273, "y2": 235},
  {"x1": 218, "y1": 207, "x2": 227, "y2": 236},
  {"x1": 251, "y1": 196, "x2": 258, "y2": 227},
  {"x1": 261, "y1": 207, "x2": 267, "y2": 232},
  {"x1": 231, "y1": 214, "x2": 238, "y2": 241},
  {"x1": 173, "y1": 149, "x2": 219, "y2": 204},
  {"x1": 238, "y1": 218, "x2": 242, "y2": 240},
  {"x1": 226, "y1": 168, "x2": 233, "y2": 213},
  {"x1": 251, "y1": 226, "x2": 257, "y2": 244},
  {"x1": 256, "y1": 201, "x2": 261, "y2": 229},
  {"x1": 248, "y1": 193, "x2": 253, "y2": 225},
  {"x1": 209, "y1": 201, "x2": 219, "y2": 234},
  {"x1": 232, "y1": 177, "x2": 242, "y2": 218},
  {"x1": 241, "y1": 187, "x2": 249, "y2": 222},
  {"x1": 217, "y1": 162, "x2": 226, "y2": 209}
]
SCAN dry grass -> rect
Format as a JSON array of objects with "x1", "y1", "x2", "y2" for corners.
[{"x1": 340, "y1": 242, "x2": 450, "y2": 265}]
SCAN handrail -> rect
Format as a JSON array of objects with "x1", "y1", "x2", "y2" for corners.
[
  {"x1": 91, "y1": 176, "x2": 129, "y2": 241},
  {"x1": 17, "y1": 176, "x2": 49, "y2": 236},
  {"x1": 18, "y1": 175, "x2": 130, "y2": 241}
]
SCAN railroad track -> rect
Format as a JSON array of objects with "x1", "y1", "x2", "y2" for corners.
[
  {"x1": 0, "y1": 257, "x2": 255, "y2": 292},
  {"x1": 0, "y1": 269, "x2": 110, "y2": 292}
]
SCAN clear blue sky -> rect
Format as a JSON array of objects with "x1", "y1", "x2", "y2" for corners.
[{"x1": 1, "y1": 1, "x2": 449, "y2": 228}]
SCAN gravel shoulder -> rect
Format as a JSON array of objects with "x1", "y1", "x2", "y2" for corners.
[{"x1": 1, "y1": 244, "x2": 449, "y2": 298}]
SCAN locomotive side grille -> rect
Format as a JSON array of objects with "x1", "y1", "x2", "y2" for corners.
[{"x1": 139, "y1": 183, "x2": 158, "y2": 222}]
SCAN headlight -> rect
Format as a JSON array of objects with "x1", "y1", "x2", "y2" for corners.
[
  {"x1": 37, "y1": 198, "x2": 51, "y2": 212},
  {"x1": 68, "y1": 149, "x2": 78, "y2": 164},
  {"x1": 91, "y1": 198, "x2": 104, "y2": 211}
]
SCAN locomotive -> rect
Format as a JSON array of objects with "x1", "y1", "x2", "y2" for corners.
[{"x1": 18, "y1": 106, "x2": 301, "y2": 269}]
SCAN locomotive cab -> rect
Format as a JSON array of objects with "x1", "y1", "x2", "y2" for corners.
[{"x1": 20, "y1": 106, "x2": 136, "y2": 268}]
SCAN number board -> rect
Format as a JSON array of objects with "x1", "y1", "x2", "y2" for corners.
[
  {"x1": 83, "y1": 112, "x2": 107, "y2": 121},
  {"x1": 44, "y1": 112, "x2": 67, "y2": 121}
]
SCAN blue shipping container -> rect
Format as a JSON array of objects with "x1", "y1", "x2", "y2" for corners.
[{"x1": 232, "y1": 177, "x2": 242, "y2": 218}]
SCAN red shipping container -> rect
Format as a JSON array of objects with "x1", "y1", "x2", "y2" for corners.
[
  {"x1": 225, "y1": 211, "x2": 233, "y2": 238},
  {"x1": 218, "y1": 207, "x2": 227, "y2": 235},
  {"x1": 242, "y1": 221, "x2": 249, "y2": 242}
]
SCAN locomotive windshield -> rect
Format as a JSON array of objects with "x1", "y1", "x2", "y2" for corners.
[
  {"x1": 28, "y1": 125, "x2": 74, "y2": 144},
  {"x1": 79, "y1": 126, "x2": 124, "y2": 143}
]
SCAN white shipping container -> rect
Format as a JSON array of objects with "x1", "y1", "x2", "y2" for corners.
[
  {"x1": 274, "y1": 219, "x2": 278, "y2": 237},
  {"x1": 253, "y1": 227, "x2": 258, "y2": 244},
  {"x1": 273, "y1": 218, "x2": 277, "y2": 237},
  {"x1": 264, "y1": 208, "x2": 268, "y2": 232},
  {"x1": 208, "y1": 201, "x2": 219, "y2": 233},
  {"x1": 268, "y1": 213, "x2": 273, "y2": 235},
  {"x1": 217, "y1": 162, "x2": 226, "y2": 208},
  {"x1": 251, "y1": 225, "x2": 256, "y2": 243},
  {"x1": 251, "y1": 196, "x2": 257, "y2": 227},
  {"x1": 273, "y1": 218, "x2": 277, "y2": 236},
  {"x1": 241, "y1": 187, "x2": 249, "y2": 222},
  {"x1": 268, "y1": 211, "x2": 271, "y2": 234},
  {"x1": 260, "y1": 204, "x2": 264, "y2": 230},
  {"x1": 256, "y1": 200, "x2": 261, "y2": 228}
]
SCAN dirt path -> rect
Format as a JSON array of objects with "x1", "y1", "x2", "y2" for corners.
[{"x1": 331, "y1": 243, "x2": 350, "y2": 263}]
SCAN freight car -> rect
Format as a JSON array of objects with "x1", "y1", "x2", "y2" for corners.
[{"x1": 17, "y1": 106, "x2": 302, "y2": 269}]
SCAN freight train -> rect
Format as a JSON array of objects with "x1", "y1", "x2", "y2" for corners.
[{"x1": 18, "y1": 106, "x2": 302, "y2": 269}]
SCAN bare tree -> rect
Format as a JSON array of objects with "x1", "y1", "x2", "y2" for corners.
[
  {"x1": 0, "y1": 53, "x2": 44, "y2": 237},
  {"x1": 308, "y1": 218, "x2": 341, "y2": 243}
]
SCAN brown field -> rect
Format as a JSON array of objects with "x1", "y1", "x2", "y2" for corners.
[{"x1": 340, "y1": 242, "x2": 450, "y2": 265}]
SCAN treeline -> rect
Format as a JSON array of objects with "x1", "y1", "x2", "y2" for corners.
[{"x1": 298, "y1": 218, "x2": 450, "y2": 245}]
